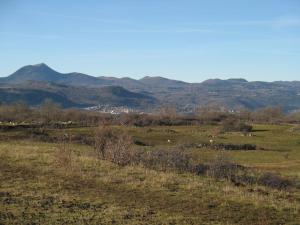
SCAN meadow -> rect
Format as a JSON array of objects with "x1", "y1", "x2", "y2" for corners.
[{"x1": 0, "y1": 123, "x2": 300, "y2": 224}]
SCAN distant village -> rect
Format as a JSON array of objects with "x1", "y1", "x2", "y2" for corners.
[
  {"x1": 85, "y1": 105, "x2": 142, "y2": 114},
  {"x1": 84, "y1": 104, "x2": 241, "y2": 115}
]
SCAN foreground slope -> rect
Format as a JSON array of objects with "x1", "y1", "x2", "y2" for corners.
[{"x1": 0, "y1": 124, "x2": 299, "y2": 224}]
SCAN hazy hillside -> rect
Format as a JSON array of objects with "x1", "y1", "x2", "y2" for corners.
[
  {"x1": 1, "y1": 63, "x2": 114, "y2": 87},
  {"x1": 1, "y1": 63, "x2": 300, "y2": 111},
  {"x1": 0, "y1": 81, "x2": 156, "y2": 109}
]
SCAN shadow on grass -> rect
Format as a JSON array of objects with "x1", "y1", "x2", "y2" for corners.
[{"x1": 251, "y1": 129, "x2": 269, "y2": 132}]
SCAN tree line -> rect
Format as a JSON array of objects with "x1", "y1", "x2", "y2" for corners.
[{"x1": 0, "y1": 99, "x2": 300, "y2": 126}]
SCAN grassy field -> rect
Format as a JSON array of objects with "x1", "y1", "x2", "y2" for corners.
[{"x1": 0, "y1": 124, "x2": 300, "y2": 224}]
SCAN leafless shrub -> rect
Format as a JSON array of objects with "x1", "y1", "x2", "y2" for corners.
[
  {"x1": 252, "y1": 106, "x2": 283, "y2": 123},
  {"x1": 257, "y1": 172, "x2": 292, "y2": 190},
  {"x1": 28, "y1": 128, "x2": 55, "y2": 142},
  {"x1": 166, "y1": 150, "x2": 191, "y2": 172},
  {"x1": 71, "y1": 134, "x2": 93, "y2": 145},
  {"x1": 213, "y1": 143, "x2": 256, "y2": 151},
  {"x1": 196, "y1": 106, "x2": 229, "y2": 124},
  {"x1": 39, "y1": 99, "x2": 62, "y2": 124},
  {"x1": 94, "y1": 126, "x2": 191, "y2": 171},
  {"x1": 221, "y1": 118, "x2": 253, "y2": 133},
  {"x1": 94, "y1": 125, "x2": 115, "y2": 159},
  {"x1": 237, "y1": 107, "x2": 252, "y2": 121},
  {"x1": 93, "y1": 126, "x2": 294, "y2": 190},
  {"x1": 192, "y1": 164, "x2": 210, "y2": 175},
  {"x1": 118, "y1": 112, "x2": 197, "y2": 127},
  {"x1": 140, "y1": 149, "x2": 191, "y2": 172},
  {"x1": 55, "y1": 133, "x2": 74, "y2": 169},
  {"x1": 285, "y1": 111, "x2": 300, "y2": 123},
  {"x1": 207, "y1": 153, "x2": 240, "y2": 180},
  {"x1": 107, "y1": 133, "x2": 136, "y2": 166},
  {"x1": 206, "y1": 154, "x2": 294, "y2": 190},
  {"x1": 94, "y1": 125, "x2": 136, "y2": 166}
]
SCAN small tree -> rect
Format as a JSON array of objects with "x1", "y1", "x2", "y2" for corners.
[
  {"x1": 94, "y1": 125, "x2": 135, "y2": 166},
  {"x1": 158, "y1": 106, "x2": 179, "y2": 119},
  {"x1": 221, "y1": 118, "x2": 253, "y2": 133},
  {"x1": 94, "y1": 125, "x2": 116, "y2": 159},
  {"x1": 253, "y1": 106, "x2": 283, "y2": 123},
  {"x1": 237, "y1": 107, "x2": 252, "y2": 122},
  {"x1": 196, "y1": 105, "x2": 228, "y2": 124},
  {"x1": 39, "y1": 99, "x2": 61, "y2": 123}
]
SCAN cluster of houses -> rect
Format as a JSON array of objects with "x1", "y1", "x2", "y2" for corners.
[{"x1": 85, "y1": 105, "x2": 139, "y2": 114}]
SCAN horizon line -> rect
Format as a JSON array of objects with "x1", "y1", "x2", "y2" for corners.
[{"x1": 1, "y1": 62, "x2": 299, "y2": 84}]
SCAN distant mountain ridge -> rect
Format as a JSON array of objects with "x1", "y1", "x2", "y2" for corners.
[
  {"x1": 1, "y1": 63, "x2": 192, "y2": 88},
  {"x1": 2, "y1": 63, "x2": 114, "y2": 87},
  {"x1": 0, "y1": 81, "x2": 156, "y2": 109},
  {"x1": 1, "y1": 63, "x2": 300, "y2": 111}
]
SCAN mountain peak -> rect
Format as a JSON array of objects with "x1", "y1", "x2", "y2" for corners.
[
  {"x1": 20, "y1": 63, "x2": 55, "y2": 73},
  {"x1": 5, "y1": 63, "x2": 61, "y2": 83},
  {"x1": 32, "y1": 63, "x2": 49, "y2": 68},
  {"x1": 140, "y1": 76, "x2": 166, "y2": 80},
  {"x1": 227, "y1": 78, "x2": 248, "y2": 83},
  {"x1": 29, "y1": 63, "x2": 55, "y2": 72},
  {"x1": 202, "y1": 78, "x2": 248, "y2": 85}
]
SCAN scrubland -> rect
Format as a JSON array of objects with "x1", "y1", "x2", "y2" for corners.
[{"x1": 1, "y1": 121, "x2": 300, "y2": 224}]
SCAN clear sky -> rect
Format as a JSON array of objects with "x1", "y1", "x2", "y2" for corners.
[{"x1": 0, "y1": 0, "x2": 299, "y2": 82}]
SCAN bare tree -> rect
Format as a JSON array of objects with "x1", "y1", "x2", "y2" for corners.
[
  {"x1": 253, "y1": 106, "x2": 283, "y2": 123},
  {"x1": 158, "y1": 105, "x2": 178, "y2": 119},
  {"x1": 39, "y1": 99, "x2": 61, "y2": 123}
]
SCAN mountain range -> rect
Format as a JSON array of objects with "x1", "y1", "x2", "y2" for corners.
[{"x1": 1, "y1": 63, "x2": 300, "y2": 112}]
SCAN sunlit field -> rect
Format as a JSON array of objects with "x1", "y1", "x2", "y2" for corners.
[{"x1": 1, "y1": 123, "x2": 299, "y2": 224}]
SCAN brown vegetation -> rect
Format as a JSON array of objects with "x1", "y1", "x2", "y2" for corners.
[
  {"x1": 93, "y1": 125, "x2": 295, "y2": 190},
  {"x1": 221, "y1": 118, "x2": 253, "y2": 133},
  {"x1": 0, "y1": 101, "x2": 300, "y2": 128},
  {"x1": 94, "y1": 125, "x2": 136, "y2": 166}
]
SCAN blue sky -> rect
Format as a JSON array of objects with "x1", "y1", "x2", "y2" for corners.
[{"x1": 0, "y1": 0, "x2": 299, "y2": 82}]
